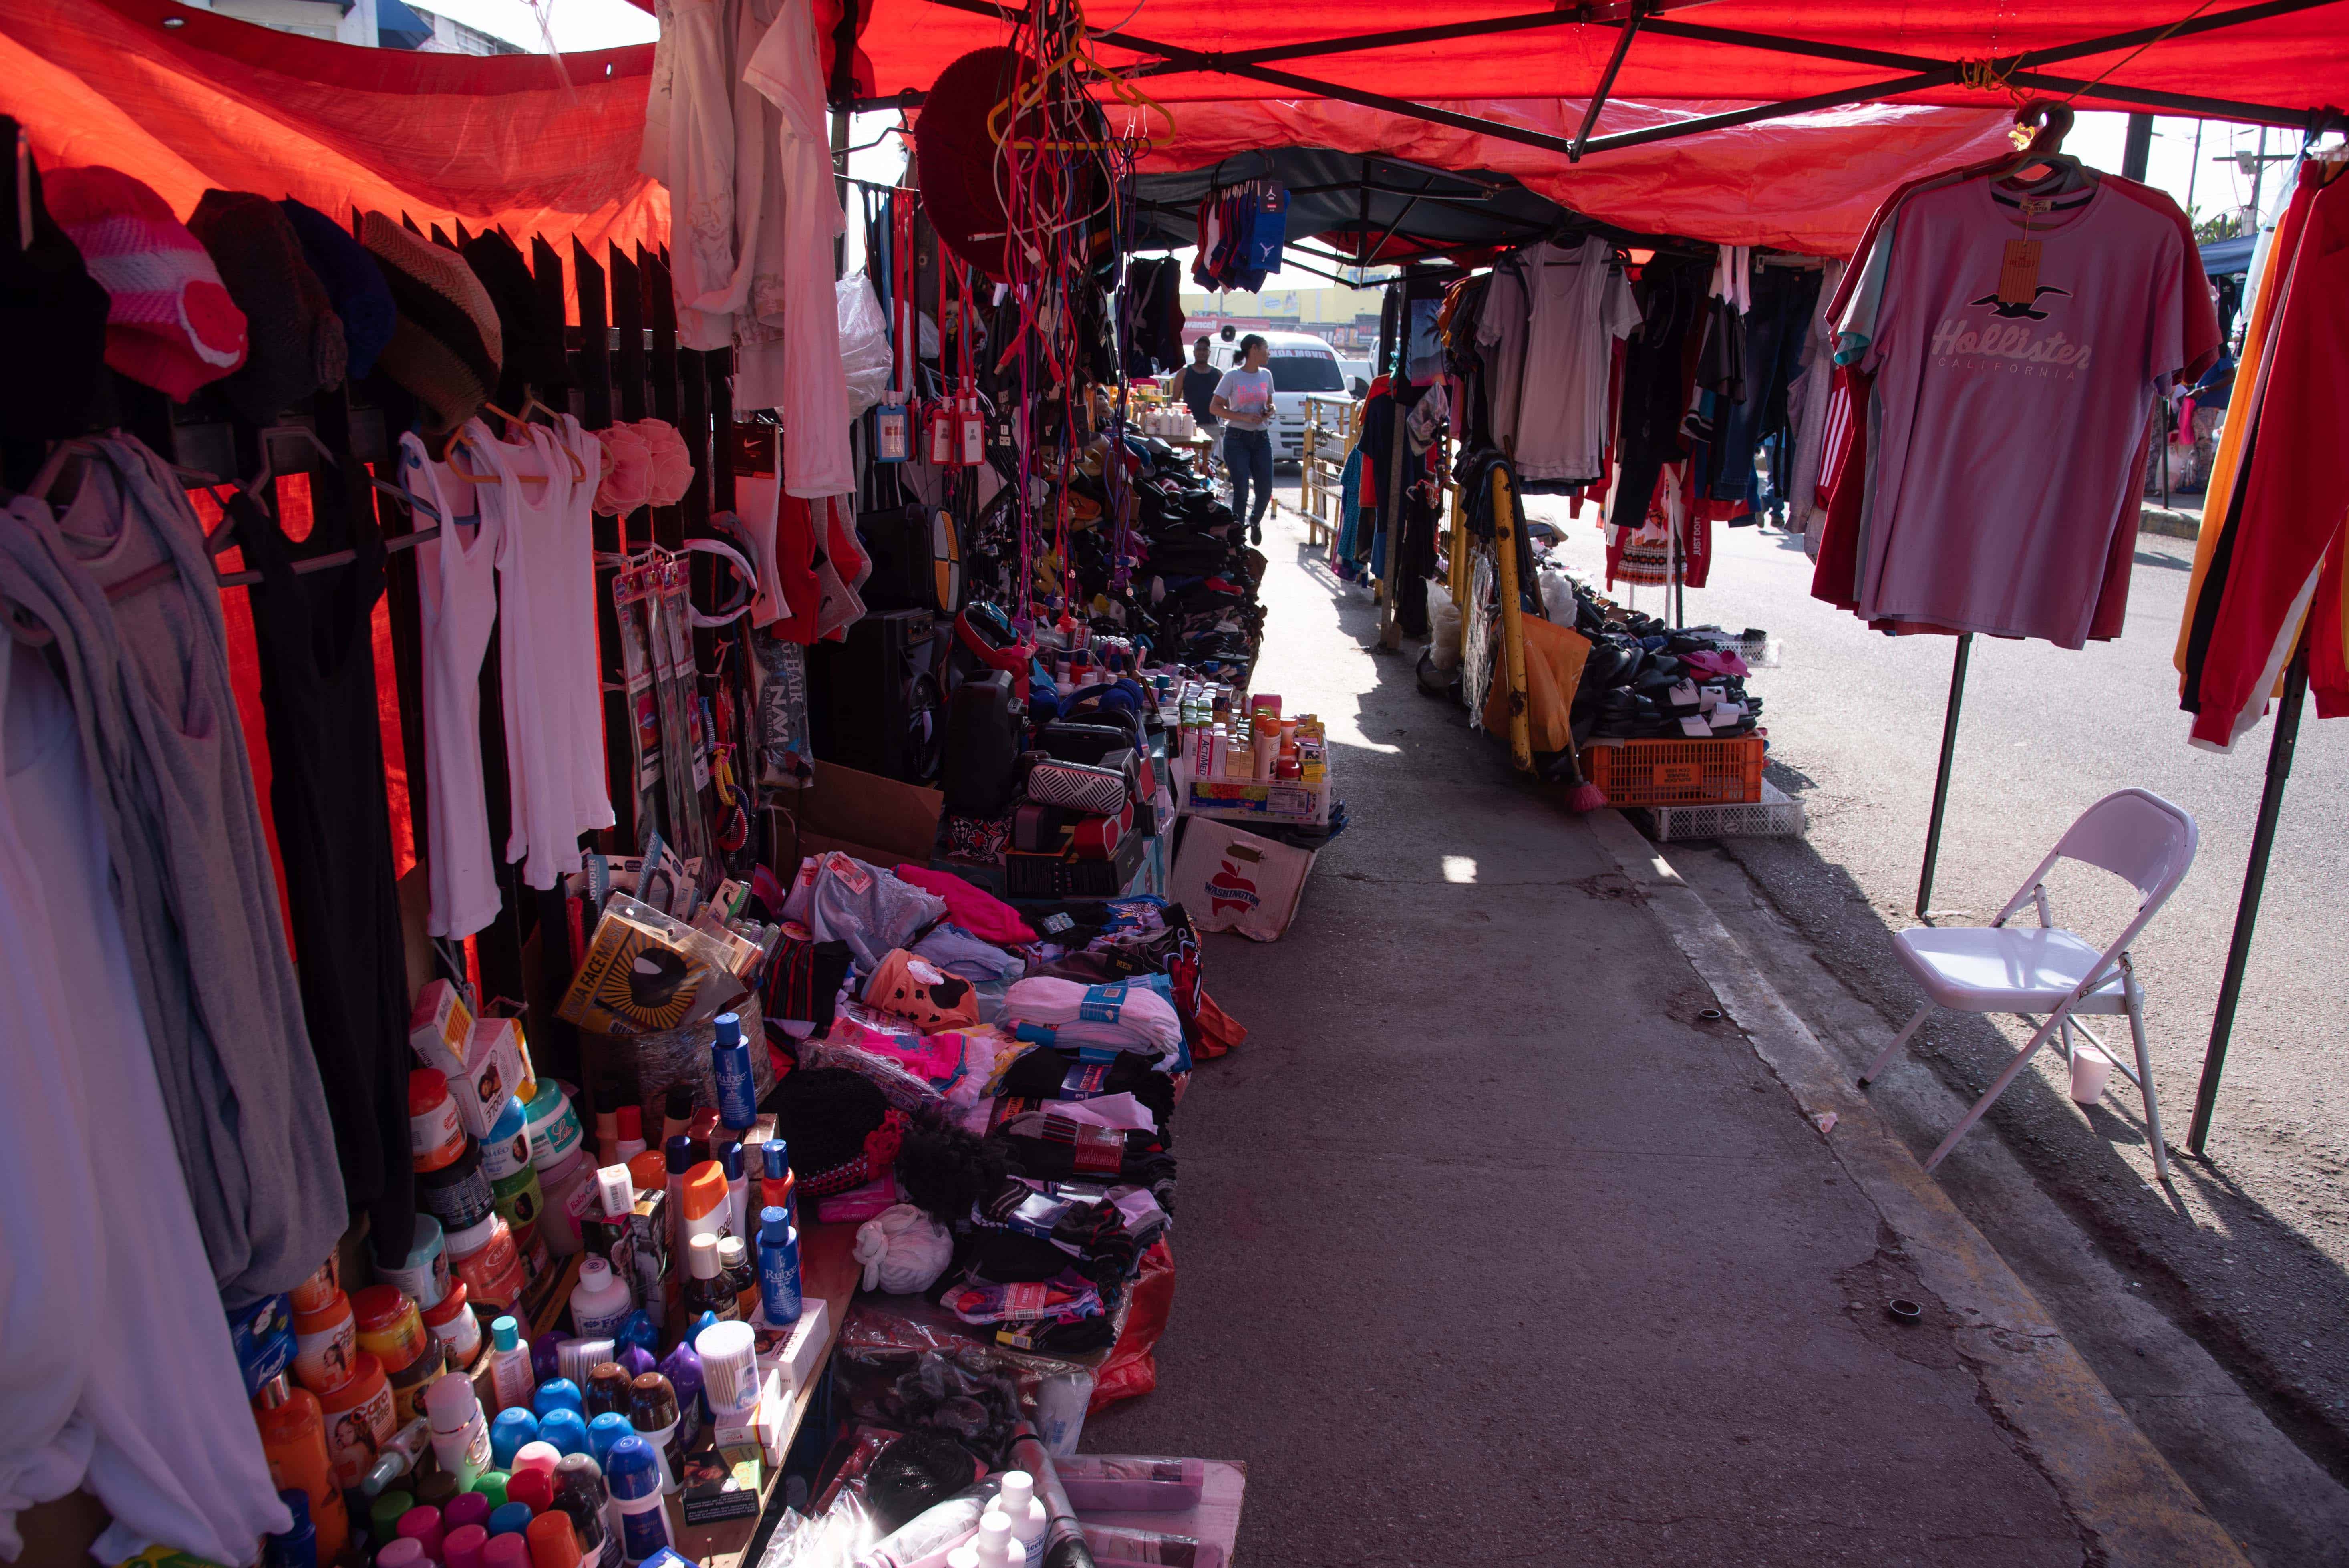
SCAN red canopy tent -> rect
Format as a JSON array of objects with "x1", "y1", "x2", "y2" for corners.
[
  {"x1": 845, "y1": 0, "x2": 2349, "y2": 131},
  {"x1": 11, "y1": 0, "x2": 2344, "y2": 259},
  {"x1": 1, "y1": 0, "x2": 667, "y2": 253}
]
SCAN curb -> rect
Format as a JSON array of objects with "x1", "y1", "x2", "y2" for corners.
[
  {"x1": 2141, "y1": 505, "x2": 2202, "y2": 541},
  {"x1": 1586, "y1": 809, "x2": 2250, "y2": 1568}
]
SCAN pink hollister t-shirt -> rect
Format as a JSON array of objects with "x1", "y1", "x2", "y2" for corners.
[{"x1": 1859, "y1": 178, "x2": 2186, "y2": 648}]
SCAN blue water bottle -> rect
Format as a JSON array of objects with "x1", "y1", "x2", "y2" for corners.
[{"x1": 756, "y1": 1206, "x2": 801, "y2": 1327}]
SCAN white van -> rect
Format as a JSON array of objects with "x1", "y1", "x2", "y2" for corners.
[{"x1": 1210, "y1": 330, "x2": 1345, "y2": 463}]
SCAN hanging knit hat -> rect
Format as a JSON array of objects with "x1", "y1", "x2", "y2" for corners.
[
  {"x1": 189, "y1": 189, "x2": 346, "y2": 424},
  {"x1": 771, "y1": 1067, "x2": 906, "y2": 1198},
  {"x1": 277, "y1": 197, "x2": 397, "y2": 381},
  {"x1": 43, "y1": 165, "x2": 246, "y2": 401},
  {"x1": 362, "y1": 211, "x2": 501, "y2": 431},
  {"x1": 0, "y1": 123, "x2": 111, "y2": 439},
  {"x1": 460, "y1": 229, "x2": 571, "y2": 409}
]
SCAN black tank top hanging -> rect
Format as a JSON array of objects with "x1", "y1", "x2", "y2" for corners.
[{"x1": 229, "y1": 467, "x2": 417, "y2": 1267}]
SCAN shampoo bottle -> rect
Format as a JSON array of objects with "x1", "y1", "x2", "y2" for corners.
[
  {"x1": 756, "y1": 1206, "x2": 801, "y2": 1326},
  {"x1": 710, "y1": 1012, "x2": 756, "y2": 1129}
]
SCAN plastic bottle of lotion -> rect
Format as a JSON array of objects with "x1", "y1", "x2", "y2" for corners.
[
  {"x1": 613, "y1": 1105, "x2": 647, "y2": 1164},
  {"x1": 663, "y1": 1135, "x2": 693, "y2": 1256},
  {"x1": 718, "y1": 1139, "x2": 750, "y2": 1245},
  {"x1": 759, "y1": 1140, "x2": 796, "y2": 1229},
  {"x1": 996, "y1": 1472, "x2": 1048, "y2": 1565},
  {"x1": 603, "y1": 1436, "x2": 672, "y2": 1564},
  {"x1": 756, "y1": 1206, "x2": 801, "y2": 1326},
  {"x1": 710, "y1": 1012, "x2": 756, "y2": 1129},
  {"x1": 570, "y1": 1257, "x2": 633, "y2": 1338},
  {"x1": 426, "y1": 1370, "x2": 494, "y2": 1489},
  {"x1": 253, "y1": 1375, "x2": 351, "y2": 1563},
  {"x1": 488, "y1": 1315, "x2": 535, "y2": 1413},
  {"x1": 973, "y1": 1510, "x2": 1014, "y2": 1568}
]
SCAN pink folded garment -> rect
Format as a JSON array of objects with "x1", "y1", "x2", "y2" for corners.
[
  {"x1": 894, "y1": 864, "x2": 1037, "y2": 944},
  {"x1": 1682, "y1": 648, "x2": 1749, "y2": 678}
]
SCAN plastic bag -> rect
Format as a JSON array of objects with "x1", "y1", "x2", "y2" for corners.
[
  {"x1": 1088, "y1": 1238, "x2": 1174, "y2": 1412},
  {"x1": 839, "y1": 273, "x2": 892, "y2": 417},
  {"x1": 1426, "y1": 576, "x2": 1462, "y2": 670}
]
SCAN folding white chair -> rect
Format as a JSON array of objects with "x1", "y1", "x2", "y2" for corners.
[{"x1": 1858, "y1": 789, "x2": 2198, "y2": 1184}]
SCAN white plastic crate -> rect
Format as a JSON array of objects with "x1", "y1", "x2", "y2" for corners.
[{"x1": 1637, "y1": 780, "x2": 1805, "y2": 841}]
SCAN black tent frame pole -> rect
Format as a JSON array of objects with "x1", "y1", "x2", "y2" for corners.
[
  {"x1": 906, "y1": 0, "x2": 2343, "y2": 153},
  {"x1": 2188, "y1": 640, "x2": 2310, "y2": 1154},
  {"x1": 1915, "y1": 632, "x2": 1974, "y2": 920},
  {"x1": 1569, "y1": 6, "x2": 1646, "y2": 161}
]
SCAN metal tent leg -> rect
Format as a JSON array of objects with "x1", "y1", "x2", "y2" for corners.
[
  {"x1": 2187, "y1": 642, "x2": 2310, "y2": 1155},
  {"x1": 1915, "y1": 632, "x2": 1974, "y2": 920}
]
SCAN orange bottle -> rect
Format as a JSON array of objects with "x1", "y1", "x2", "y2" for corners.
[{"x1": 254, "y1": 1373, "x2": 351, "y2": 1562}]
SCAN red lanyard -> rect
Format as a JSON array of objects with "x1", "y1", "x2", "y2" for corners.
[{"x1": 891, "y1": 190, "x2": 916, "y2": 395}]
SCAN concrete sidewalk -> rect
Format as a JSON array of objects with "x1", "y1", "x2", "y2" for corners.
[{"x1": 1082, "y1": 509, "x2": 2244, "y2": 1566}]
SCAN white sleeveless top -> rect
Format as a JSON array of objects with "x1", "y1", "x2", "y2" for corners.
[
  {"x1": 405, "y1": 432, "x2": 503, "y2": 937},
  {"x1": 464, "y1": 418, "x2": 612, "y2": 892}
]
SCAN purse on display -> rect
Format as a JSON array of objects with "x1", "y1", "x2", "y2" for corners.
[{"x1": 1024, "y1": 756, "x2": 1131, "y2": 816}]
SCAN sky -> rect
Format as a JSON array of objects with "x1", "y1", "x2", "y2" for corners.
[{"x1": 416, "y1": 5, "x2": 2298, "y2": 284}]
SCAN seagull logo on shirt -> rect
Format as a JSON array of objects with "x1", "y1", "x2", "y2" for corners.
[{"x1": 1968, "y1": 286, "x2": 2073, "y2": 321}]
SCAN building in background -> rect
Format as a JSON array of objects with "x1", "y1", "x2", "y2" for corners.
[{"x1": 174, "y1": 0, "x2": 525, "y2": 52}]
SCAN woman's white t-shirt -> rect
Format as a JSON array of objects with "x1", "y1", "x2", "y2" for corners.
[{"x1": 1214, "y1": 367, "x2": 1275, "y2": 431}]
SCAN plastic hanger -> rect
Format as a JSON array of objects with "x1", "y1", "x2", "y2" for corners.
[
  {"x1": 441, "y1": 420, "x2": 551, "y2": 489},
  {"x1": 1993, "y1": 101, "x2": 2094, "y2": 195}
]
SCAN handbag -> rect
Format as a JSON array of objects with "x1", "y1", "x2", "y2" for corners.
[{"x1": 1025, "y1": 757, "x2": 1131, "y2": 815}]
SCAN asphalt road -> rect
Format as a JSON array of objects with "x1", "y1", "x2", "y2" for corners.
[
  {"x1": 1526, "y1": 499, "x2": 2349, "y2": 1475},
  {"x1": 1088, "y1": 508, "x2": 2109, "y2": 1565}
]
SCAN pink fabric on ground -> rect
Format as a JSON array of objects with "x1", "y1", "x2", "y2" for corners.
[{"x1": 894, "y1": 864, "x2": 1037, "y2": 944}]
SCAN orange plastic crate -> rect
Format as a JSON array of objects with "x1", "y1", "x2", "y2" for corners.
[{"x1": 1581, "y1": 735, "x2": 1765, "y2": 807}]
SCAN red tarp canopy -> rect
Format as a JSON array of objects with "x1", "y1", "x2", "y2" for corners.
[
  {"x1": 8, "y1": 0, "x2": 2340, "y2": 261},
  {"x1": 1, "y1": 0, "x2": 667, "y2": 252},
  {"x1": 850, "y1": 0, "x2": 2349, "y2": 126},
  {"x1": 1130, "y1": 99, "x2": 2018, "y2": 255}
]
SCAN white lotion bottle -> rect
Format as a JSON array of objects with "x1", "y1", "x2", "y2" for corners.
[
  {"x1": 488, "y1": 1314, "x2": 534, "y2": 1413},
  {"x1": 996, "y1": 1472, "x2": 1048, "y2": 1566},
  {"x1": 424, "y1": 1369, "x2": 493, "y2": 1489},
  {"x1": 571, "y1": 1256, "x2": 634, "y2": 1337}
]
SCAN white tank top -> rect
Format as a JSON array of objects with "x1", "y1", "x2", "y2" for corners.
[
  {"x1": 465, "y1": 418, "x2": 611, "y2": 892},
  {"x1": 550, "y1": 417, "x2": 615, "y2": 842},
  {"x1": 403, "y1": 432, "x2": 503, "y2": 938}
]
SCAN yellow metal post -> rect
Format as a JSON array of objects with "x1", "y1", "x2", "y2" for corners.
[{"x1": 1490, "y1": 463, "x2": 1533, "y2": 772}]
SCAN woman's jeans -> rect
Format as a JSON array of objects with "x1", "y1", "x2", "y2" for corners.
[{"x1": 1225, "y1": 427, "x2": 1273, "y2": 528}]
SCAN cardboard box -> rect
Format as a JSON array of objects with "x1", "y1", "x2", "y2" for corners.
[
  {"x1": 679, "y1": 1442, "x2": 764, "y2": 1524},
  {"x1": 751, "y1": 1297, "x2": 830, "y2": 1393},
  {"x1": 407, "y1": 979, "x2": 474, "y2": 1078},
  {"x1": 784, "y1": 762, "x2": 944, "y2": 868},
  {"x1": 712, "y1": 1367, "x2": 787, "y2": 1465},
  {"x1": 1170, "y1": 820, "x2": 1316, "y2": 941},
  {"x1": 448, "y1": 1016, "x2": 533, "y2": 1139}
]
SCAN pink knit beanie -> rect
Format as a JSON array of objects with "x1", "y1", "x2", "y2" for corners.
[{"x1": 44, "y1": 166, "x2": 248, "y2": 401}]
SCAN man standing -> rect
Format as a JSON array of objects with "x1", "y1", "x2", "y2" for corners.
[
  {"x1": 1178, "y1": 336, "x2": 1223, "y2": 471},
  {"x1": 1212, "y1": 333, "x2": 1275, "y2": 546}
]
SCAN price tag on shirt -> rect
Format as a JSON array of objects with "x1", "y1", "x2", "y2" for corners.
[{"x1": 1997, "y1": 238, "x2": 2044, "y2": 306}]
